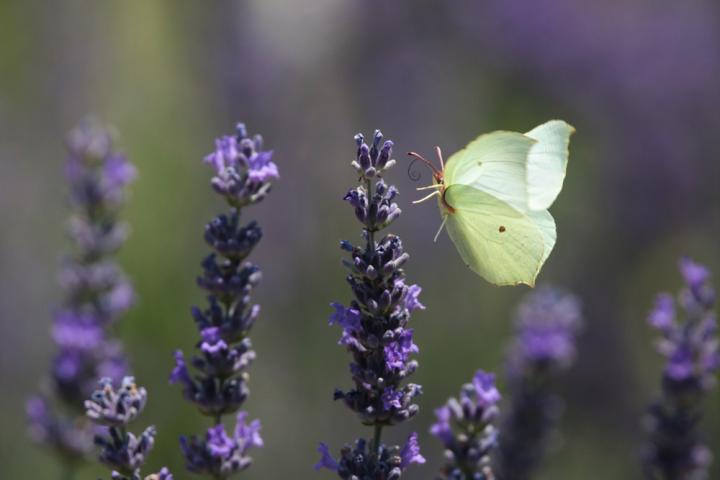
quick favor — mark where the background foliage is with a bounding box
[1,1,719,478]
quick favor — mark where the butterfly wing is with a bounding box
[525,120,575,210]
[444,131,536,213]
[443,184,548,286]
[528,209,557,266]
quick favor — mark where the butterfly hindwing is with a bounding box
[443,184,546,286]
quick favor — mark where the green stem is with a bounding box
[214,413,223,426]
[372,424,383,456]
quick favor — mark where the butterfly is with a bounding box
[408,120,574,287]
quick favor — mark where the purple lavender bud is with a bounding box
[643,258,718,479]
[144,467,173,480]
[400,432,426,468]
[315,443,340,471]
[180,412,262,478]
[85,377,147,427]
[320,130,424,478]
[430,369,500,480]
[497,287,582,480]
[204,213,262,260]
[29,121,137,472]
[352,129,397,179]
[95,425,156,476]
[315,434,424,479]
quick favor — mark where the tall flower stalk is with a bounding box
[85,377,172,480]
[315,130,426,478]
[643,258,718,479]
[430,369,502,480]
[495,286,583,480]
[27,121,137,477]
[170,123,277,478]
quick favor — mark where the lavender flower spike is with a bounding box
[85,377,172,480]
[430,369,501,480]
[495,286,583,480]
[642,258,718,479]
[27,120,137,474]
[171,123,275,477]
[317,130,425,478]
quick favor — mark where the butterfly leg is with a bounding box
[412,190,441,204]
[433,216,448,242]
[416,184,443,191]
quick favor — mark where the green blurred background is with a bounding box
[2,1,719,478]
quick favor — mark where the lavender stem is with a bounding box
[372,424,383,455]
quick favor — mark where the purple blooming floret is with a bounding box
[497,286,583,480]
[172,123,275,477]
[204,123,278,208]
[180,412,263,479]
[643,258,718,479]
[28,121,137,470]
[318,130,424,478]
[84,377,170,480]
[430,369,501,480]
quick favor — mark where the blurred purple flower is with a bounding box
[644,258,718,479]
[497,287,583,480]
[28,121,137,469]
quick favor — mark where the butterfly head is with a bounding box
[408,148,455,213]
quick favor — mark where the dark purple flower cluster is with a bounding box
[496,286,582,480]
[85,377,172,480]
[317,130,425,478]
[180,412,263,478]
[316,433,423,480]
[27,121,137,466]
[170,123,276,477]
[430,370,501,480]
[643,258,718,479]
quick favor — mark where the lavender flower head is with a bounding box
[316,130,425,478]
[171,123,274,477]
[180,412,263,478]
[643,258,718,479]
[507,286,583,375]
[316,433,425,479]
[204,122,278,208]
[430,370,501,480]
[496,286,583,480]
[28,121,137,467]
[85,377,171,480]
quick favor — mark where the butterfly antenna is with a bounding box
[435,146,444,170]
[407,151,441,182]
[433,216,448,242]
